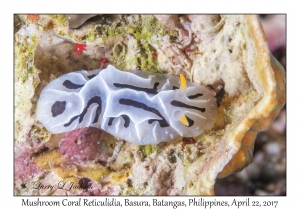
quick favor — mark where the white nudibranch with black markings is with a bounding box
[36,65,218,145]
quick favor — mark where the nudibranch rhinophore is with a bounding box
[36,65,217,145]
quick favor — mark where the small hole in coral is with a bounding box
[78,177,92,191]
[113,42,127,59]
[126,179,133,187]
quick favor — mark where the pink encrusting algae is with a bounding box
[59,127,110,166]
[14,143,44,184]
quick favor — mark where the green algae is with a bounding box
[83,15,177,72]
[30,125,51,144]
[138,145,158,160]
[15,34,39,84]
[139,41,160,73]
[49,15,68,25]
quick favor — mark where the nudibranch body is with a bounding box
[36,65,217,145]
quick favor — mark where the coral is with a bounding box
[14,14,285,196]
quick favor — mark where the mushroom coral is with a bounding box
[194,15,285,194]
[14,14,285,195]
[217,16,286,177]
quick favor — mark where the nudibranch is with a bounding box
[36,65,217,145]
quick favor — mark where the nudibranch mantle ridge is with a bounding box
[36,65,217,145]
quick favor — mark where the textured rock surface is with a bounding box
[14,14,285,195]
